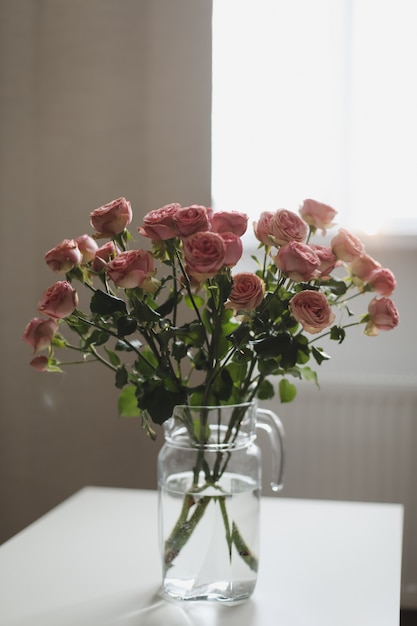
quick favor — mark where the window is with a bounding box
[212,0,417,236]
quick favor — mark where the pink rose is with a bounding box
[106,250,156,290]
[30,355,49,371]
[274,242,320,282]
[38,281,78,319]
[23,317,59,352]
[219,232,243,267]
[173,205,211,237]
[74,234,99,263]
[289,290,336,334]
[226,272,265,311]
[182,231,226,278]
[365,297,399,336]
[299,199,337,234]
[92,241,119,272]
[350,253,381,282]
[253,211,275,246]
[45,239,82,273]
[309,244,338,279]
[138,203,181,241]
[331,228,365,262]
[90,197,132,236]
[270,209,308,246]
[210,210,248,236]
[368,268,397,296]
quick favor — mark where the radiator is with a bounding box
[262,377,417,608]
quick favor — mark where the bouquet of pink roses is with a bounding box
[23,197,399,434]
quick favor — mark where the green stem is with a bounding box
[164,494,210,569]
[218,496,233,559]
[174,248,209,346]
[309,320,362,343]
[232,522,258,572]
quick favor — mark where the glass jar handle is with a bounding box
[256,407,285,492]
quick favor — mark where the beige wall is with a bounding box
[0,0,212,543]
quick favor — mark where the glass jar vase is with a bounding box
[157,402,285,603]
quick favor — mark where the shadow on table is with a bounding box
[8,586,258,626]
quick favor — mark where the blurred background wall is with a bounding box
[0,0,212,541]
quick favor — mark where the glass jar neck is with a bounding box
[163,402,257,450]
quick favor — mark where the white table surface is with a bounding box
[0,487,403,626]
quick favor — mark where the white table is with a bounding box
[0,487,403,626]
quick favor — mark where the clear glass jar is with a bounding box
[157,402,285,603]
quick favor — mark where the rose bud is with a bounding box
[74,234,99,263]
[211,210,248,236]
[367,268,397,297]
[29,355,49,371]
[182,231,226,278]
[138,203,181,241]
[226,273,265,312]
[106,250,156,289]
[92,241,119,272]
[90,197,132,237]
[274,241,320,282]
[270,209,308,246]
[331,228,365,262]
[289,290,336,334]
[350,253,381,282]
[309,244,339,279]
[173,205,212,237]
[365,297,399,336]
[23,317,59,353]
[38,281,78,319]
[45,239,82,273]
[253,211,275,246]
[299,199,337,234]
[219,232,243,267]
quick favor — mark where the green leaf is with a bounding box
[253,333,299,368]
[66,265,87,284]
[311,346,331,365]
[213,368,234,401]
[325,278,348,296]
[190,348,209,370]
[228,323,251,347]
[184,293,205,309]
[330,325,346,344]
[117,316,137,337]
[139,380,187,425]
[257,378,275,400]
[115,338,142,352]
[118,385,140,417]
[115,364,128,388]
[172,340,188,361]
[131,300,161,324]
[85,329,110,347]
[65,314,90,335]
[232,346,253,364]
[258,359,283,377]
[90,290,127,316]
[135,347,158,377]
[105,347,120,367]
[225,361,248,383]
[156,291,181,317]
[300,366,319,386]
[279,378,297,403]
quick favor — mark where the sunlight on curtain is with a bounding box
[212,0,417,235]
